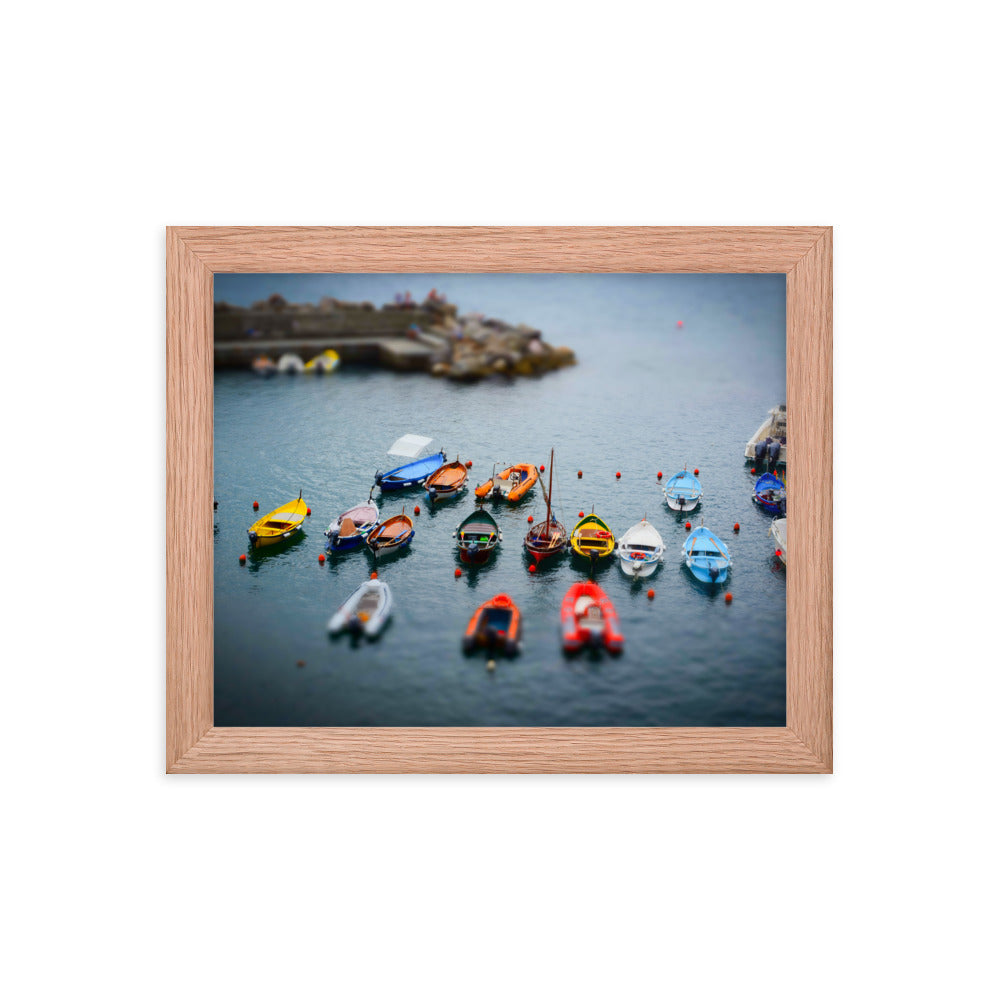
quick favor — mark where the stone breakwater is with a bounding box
[214,293,576,379]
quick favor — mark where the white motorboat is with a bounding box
[770,517,787,566]
[617,519,664,578]
[745,404,787,466]
[327,580,392,637]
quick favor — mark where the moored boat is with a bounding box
[251,355,277,377]
[462,594,521,655]
[682,525,731,585]
[454,509,502,564]
[304,348,340,374]
[475,463,538,503]
[752,472,787,514]
[374,434,446,490]
[745,405,787,467]
[324,494,379,553]
[560,581,624,653]
[425,458,469,503]
[570,510,616,563]
[327,579,392,637]
[617,519,664,578]
[366,510,415,557]
[524,449,568,563]
[770,517,787,565]
[277,353,305,374]
[247,494,308,550]
[663,469,702,512]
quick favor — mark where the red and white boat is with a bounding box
[560,581,624,654]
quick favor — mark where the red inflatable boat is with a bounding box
[560,581,624,653]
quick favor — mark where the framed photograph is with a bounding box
[167,227,831,773]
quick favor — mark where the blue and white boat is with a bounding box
[682,525,731,585]
[324,495,379,553]
[374,434,446,491]
[663,469,702,512]
[752,472,786,514]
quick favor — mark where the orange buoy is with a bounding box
[577,470,582,478]
[616,471,621,479]
[657,471,663,479]
[370,571,378,579]
[733,523,740,532]
[528,564,536,574]
[318,553,325,564]
[676,320,683,328]
[540,464,545,472]
[306,507,311,516]
[414,505,421,515]
[455,567,462,578]
[693,468,699,476]
[252,501,259,510]
[647,589,655,600]
[239,553,246,564]
[579,511,585,518]
[527,515,534,523]
[465,460,472,468]
[685,521,692,531]
[724,592,733,604]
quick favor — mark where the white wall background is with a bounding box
[4,3,995,997]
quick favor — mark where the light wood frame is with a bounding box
[167,227,832,773]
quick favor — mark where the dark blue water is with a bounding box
[214,274,786,726]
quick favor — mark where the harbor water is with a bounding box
[214,273,786,726]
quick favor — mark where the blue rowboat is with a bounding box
[752,472,786,514]
[374,434,446,490]
[324,498,379,554]
[682,526,731,585]
[663,469,702,512]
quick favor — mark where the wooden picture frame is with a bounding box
[167,226,831,773]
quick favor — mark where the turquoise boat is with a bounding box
[682,525,731,585]
[663,469,702,512]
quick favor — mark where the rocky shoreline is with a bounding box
[214,292,576,380]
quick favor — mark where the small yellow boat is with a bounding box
[304,349,340,374]
[248,494,308,549]
[569,511,616,562]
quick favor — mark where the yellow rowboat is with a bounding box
[248,495,308,549]
[569,512,616,562]
[304,349,340,374]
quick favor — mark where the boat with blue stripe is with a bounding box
[663,469,702,512]
[373,434,446,491]
[752,472,786,513]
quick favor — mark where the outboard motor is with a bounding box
[373,470,383,486]
[755,439,768,464]
[248,530,258,549]
[709,565,720,582]
[768,439,781,468]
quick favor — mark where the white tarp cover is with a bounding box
[387,434,433,458]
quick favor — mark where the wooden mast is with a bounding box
[544,447,554,532]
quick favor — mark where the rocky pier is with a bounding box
[214,292,576,380]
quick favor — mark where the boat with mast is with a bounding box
[524,448,567,563]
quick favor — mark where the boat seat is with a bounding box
[574,596,596,616]
[339,517,357,537]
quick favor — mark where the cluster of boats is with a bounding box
[251,349,341,376]
[243,410,788,658]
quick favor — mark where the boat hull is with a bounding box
[328,580,392,637]
[375,451,447,491]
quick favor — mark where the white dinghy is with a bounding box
[617,519,664,578]
[327,579,393,638]
[769,517,787,566]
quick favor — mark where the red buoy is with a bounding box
[693,468,699,476]
[776,549,783,558]
[616,471,621,479]
[577,470,582,478]
[676,320,683,328]
[306,507,312,516]
[733,523,740,533]
[454,567,462,578]
[647,589,655,600]
[527,515,534,523]
[239,554,246,564]
[751,467,756,474]
[318,553,325,564]
[657,471,663,479]
[540,464,545,472]
[252,501,259,510]
[528,564,536,574]
[296,660,306,668]
[579,511,585,518]
[465,460,472,468]
[370,571,378,579]
[725,592,733,604]
[685,521,692,531]
[414,505,421,515]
